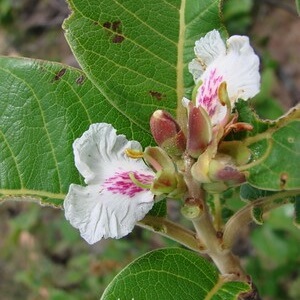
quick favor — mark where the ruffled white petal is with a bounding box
[188,59,204,83]
[73,123,143,185]
[191,32,260,125]
[64,123,156,244]
[64,183,154,244]
[189,30,226,82]
[223,35,260,101]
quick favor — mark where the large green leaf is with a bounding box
[63,0,226,130]
[0,57,150,206]
[0,0,225,206]
[101,248,250,300]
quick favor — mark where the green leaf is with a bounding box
[233,100,274,138]
[246,119,300,190]
[240,184,300,225]
[148,199,167,217]
[101,248,250,300]
[1,1,226,205]
[63,0,226,132]
[240,184,275,202]
[296,0,300,16]
[233,103,300,191]
[0,57,150,206]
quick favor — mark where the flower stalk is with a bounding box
[182,154,249,283]
[138,215,202,252]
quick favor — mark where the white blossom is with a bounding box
[64,123,155,244]
[189,30,260,125]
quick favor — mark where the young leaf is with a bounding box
[63,0,226,132]
[101,248,250,300]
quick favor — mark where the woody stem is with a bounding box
[182,154,249,283]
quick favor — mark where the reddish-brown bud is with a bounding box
[208,156,246,186]
[187,102,212,158]
[150,110,186,156]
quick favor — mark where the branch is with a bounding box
[137,215,201,252]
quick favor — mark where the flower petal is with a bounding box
[224,35,260,100]
[73,123,143,185]
[64,183,154,244]
[192,33,260,125]
[194,68,226,125]
[189,30,226,82]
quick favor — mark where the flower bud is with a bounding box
[151,170,177,195]
[208,156,246,186]
[218,141,251,166]
[144,146,175,172]
[187,102,212,158]
[144,147,187,199]
[191,149,212,183]
[150,110,186,156]
[150,170,187,199]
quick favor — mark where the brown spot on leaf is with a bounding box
[94,21,99,25]
[280,172,288,189]
[103,21,111,29]
[149,91,166,101]
[103,20,125,44]
[53,68,66,81]
[112,21,122,32]
[76,75,85,85]
[112,35,125,44]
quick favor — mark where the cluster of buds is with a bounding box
[150,84,252,193]
[150,29,260,193]
[64,30,260,244]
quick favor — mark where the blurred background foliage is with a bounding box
[0,0,300,299]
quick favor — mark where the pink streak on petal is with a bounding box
[197,68,223,117]
[103,171,154,198]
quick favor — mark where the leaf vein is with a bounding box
[0,128,24,188]
[112,0,177,45]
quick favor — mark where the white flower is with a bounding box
[189,30,260,125]
[64,123,155,244]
